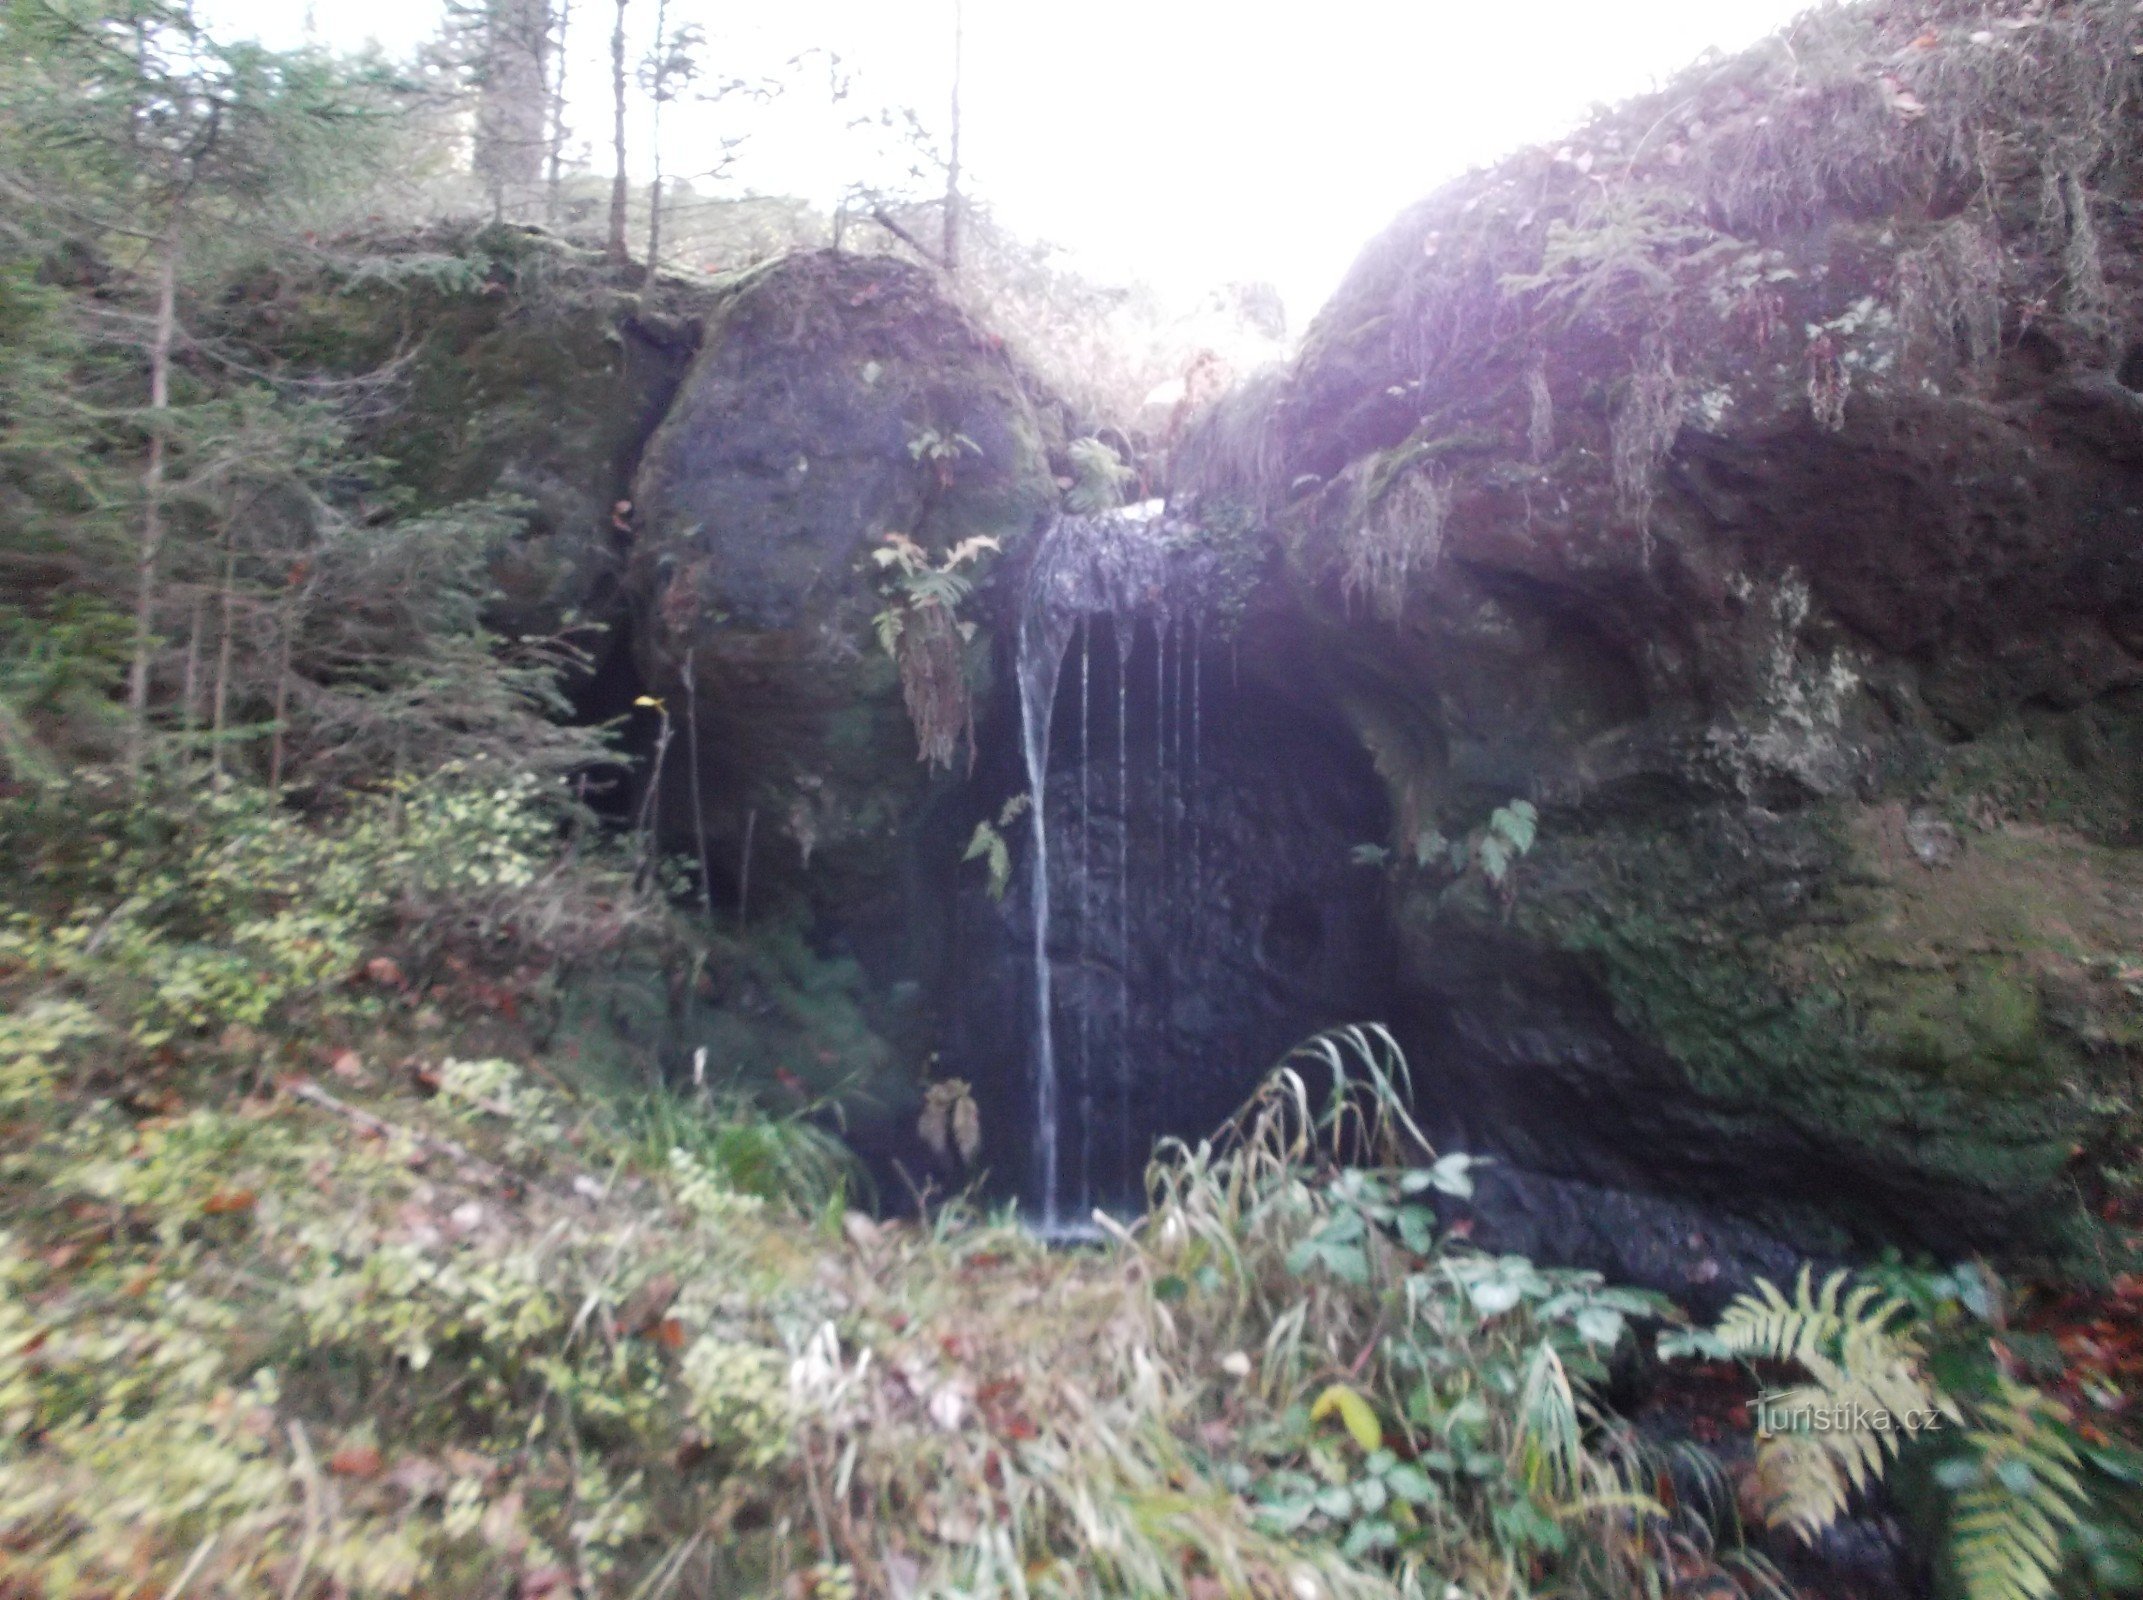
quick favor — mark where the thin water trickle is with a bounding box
[1114,616,1132,1195]
[1013,501,1229,1226]
[1190,618,1203,919]
[1153,616,1170,1132]
[1076,618,1092,1216]
[1016,590,1063,1230]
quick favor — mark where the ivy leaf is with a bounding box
[1342,1519,1398,1559]
[1575,1305,1627,1348]
[1396,1205,1437,1256]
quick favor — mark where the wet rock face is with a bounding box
[939,616,1398,1217]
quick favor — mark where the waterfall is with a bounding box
[1014,501,1228,1229]
[1076,619,1092,1216]
[1016,588,1064,1228]
[1114,617,1132,1195]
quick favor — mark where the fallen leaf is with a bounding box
[619,1272,680,1336]
[203,1189,257,1216]
[329,1049,366,1081]
[649,1317,686,1350]
[328,1444,384,1479]
[363,956,405,989]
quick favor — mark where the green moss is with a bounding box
[1464,795,2137,1243]
[1866,964,2046,1086]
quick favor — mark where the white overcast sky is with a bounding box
[202,0,1813,321]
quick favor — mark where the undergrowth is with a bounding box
[0,759,1776,1600]
[0,768,2131,1599]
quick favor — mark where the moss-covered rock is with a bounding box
[1172,0,2143,1261]
[233,223,715,640]
[623,251,1056,915]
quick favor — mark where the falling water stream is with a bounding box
[1015,503,1220,1231]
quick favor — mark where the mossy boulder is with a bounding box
[229,223,715,642]
[623,250,1056,915]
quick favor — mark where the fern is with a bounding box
[1708,1267,1953,1539]
[1944,1381,2088,1600]
[1684,1267,2090,1600]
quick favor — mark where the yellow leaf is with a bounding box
[1309,1382,1383,1452]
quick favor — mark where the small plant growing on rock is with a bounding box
[1063,436,1137,513]
[906,425,981,492]
[870,532,998,770]
[961,792,1030,900]
[1342,465,1451,623]
[1358,799,1539,911]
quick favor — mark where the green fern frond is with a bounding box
[1948,1380,2087,1600]
[1717,1267,1941,1543]
[1746,1431,1854,1542]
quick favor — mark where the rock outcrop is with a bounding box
[1177,0,2143,1261]
[624,251,1057,920]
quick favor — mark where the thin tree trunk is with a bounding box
[210,529,235,786]
[606,0,630,265]
[645,0,667,268]
[268,599,294,790]
[545,0,571,226]
[942,0,963,276]
[681,646,712,919]
[180,591,205,749]
[126,220,181,779]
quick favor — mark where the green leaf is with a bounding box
[1657,1327,1731,1361]
[1468,1278,1524,1317]
[1341,1518,1397,1559]
[1310,1383,1385,1453]
[1385,1463,1440,1505]
[1396,1206,1437,1255]
[1427,1152,1479,1197]
[1313,1483,1356,1519]
[1490,799,1538,854]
